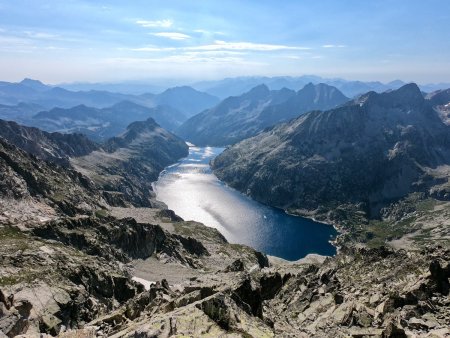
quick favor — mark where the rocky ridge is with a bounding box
[0,119,98,166]
[71,117,188,208]
[176,83,349,146]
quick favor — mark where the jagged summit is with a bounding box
[177,82,348,146]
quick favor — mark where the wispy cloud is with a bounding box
[106,55,265,67]
[24,31,59,39]
[190,40,310,51]
[152,32,191,40]
[322,44,346,48]
[131,46,178,52]
[136,19,173,28]
[132,40,310,52]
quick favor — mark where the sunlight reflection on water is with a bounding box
[154,146,337,260]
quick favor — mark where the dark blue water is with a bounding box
[154,146,337,260]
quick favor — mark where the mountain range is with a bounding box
[0,79,219,117]
[191,75,450,99]
[177,83,349,146]
[212,83,450,246]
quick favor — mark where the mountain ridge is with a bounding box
[212,83,450,247]
[177,82,349,146]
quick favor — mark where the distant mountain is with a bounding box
[192,76,450,99]
[257,83,350,128]
[177,83,349,146]
[192,76,322,99]
[0,119,98,165]
[59,82,167,95]
[153,86,219,117]
[0,102,45,122]
[31,101,186,141]
[212,83,450,222]
[0,79,217,127]
[19,78,51,92]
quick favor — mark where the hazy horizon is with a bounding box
[1,0,449,84]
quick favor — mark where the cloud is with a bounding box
[106,55,264,67]
[189,40,310,51]
[152,32,191,40]
[131,46,178,52]
[322,44,346,48]
[183,50,246,56]
[132,40,311,53]
[136,19,173,28]
[24,31,59,39]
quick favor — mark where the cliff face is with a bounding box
[0,137,104,221]
[176,83,348,146]
[212,84,450,217]
[0,119,98,166]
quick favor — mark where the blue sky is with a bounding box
[0,0,449,84]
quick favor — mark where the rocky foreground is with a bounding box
[0,110,449,337]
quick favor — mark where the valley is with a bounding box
[0,78,449,338]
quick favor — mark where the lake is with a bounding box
[153,146,337,260]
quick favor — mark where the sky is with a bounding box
[0,0,449,84]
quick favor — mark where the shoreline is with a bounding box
[151,145,341,263]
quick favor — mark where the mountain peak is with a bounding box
[20,78,44,85]
[383,83,424,106]
[246,84,270,97]
[19,78,49,91]
[359,83,424,109]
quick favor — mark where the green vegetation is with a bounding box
[95,209,109,218]
[0,226,26,239]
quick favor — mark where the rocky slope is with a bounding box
[71,117,188,207]
[0,130,271,337]
[0,119,98,165]
[0,137,104,225]
[212,83,450,247]
[177,83,348,146]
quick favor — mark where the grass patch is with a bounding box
[51,191,66,202]
[363,217,417,248]
[0,226,26,240]
[416,198,437,212]
[95,209,109,218]
[174,221,227,244]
